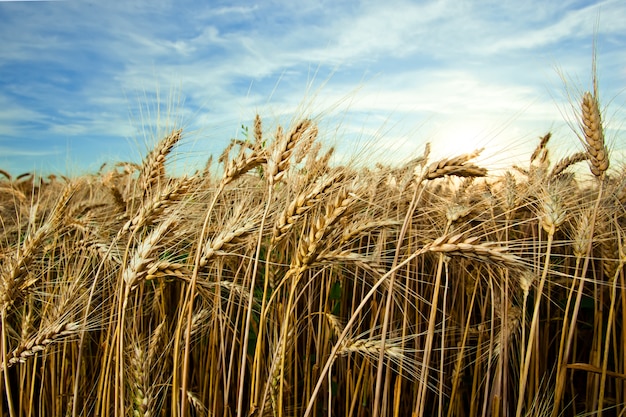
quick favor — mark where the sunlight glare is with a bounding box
[433,121,489,158]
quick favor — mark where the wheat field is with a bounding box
[0,87,625,417]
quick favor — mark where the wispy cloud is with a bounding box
[0,146,62,158]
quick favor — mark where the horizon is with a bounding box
[1,0,625,177]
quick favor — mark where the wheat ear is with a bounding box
[530,133,551,165]
[293,188,355,272]
[425,233,523,270]
[253,113,263,148]
[220,145,266,188]
[2,322,80,370]
[122,176,193,233]
[581,91,609,177]
[128,344,151,417]
[418,149,487,183]
[271,171,343,245]
[199,220,257,267]
[138,129,183,194]
[340,220,401,245]
[122,217,178,291]
[549,152,589,179]
[267,119,312,185]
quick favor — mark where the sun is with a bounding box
[432,120,490,159]
[429,119,521,173]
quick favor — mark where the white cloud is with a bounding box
[0,146,62,157]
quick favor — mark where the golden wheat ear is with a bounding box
[418,148,487,183]
[271,171,343,245]
[530,132,551,166]
[580,91,609,177]
[266,119,313,185]
[2,322,81,370]
[138,128,183,194]
[549,152,588,179]
[219,142,266,188]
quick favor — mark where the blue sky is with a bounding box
[1,0,625,176]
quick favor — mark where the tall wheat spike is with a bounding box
[581,91,609,177]
[138,129,183,195]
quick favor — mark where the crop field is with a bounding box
[0,85,625,417]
